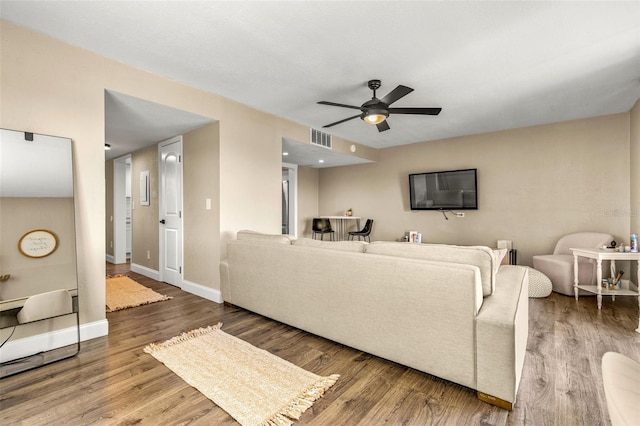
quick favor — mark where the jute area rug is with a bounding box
[144,323,340,426]
[105,275,172,312]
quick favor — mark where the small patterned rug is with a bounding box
[144,323,340,426]
[105,275,172,312]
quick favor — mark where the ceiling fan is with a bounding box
[318,79,442,132]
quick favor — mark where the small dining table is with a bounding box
[320,216,361,241]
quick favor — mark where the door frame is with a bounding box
[282,162,298,237]
[112,154,131,264]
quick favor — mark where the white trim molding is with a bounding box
[0,319,108,363]
[130,263,160,281]
[181,280,223,304]
[130,264,221,303]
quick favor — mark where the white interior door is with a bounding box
[158,136,183,287]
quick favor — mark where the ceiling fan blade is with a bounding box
[380,85,414,106]
[322,114,362,128]
[376,120,390,132]
[388,107,442,115]
[318,101,361,110]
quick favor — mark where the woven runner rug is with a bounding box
[105,275,172,312]
[144,323,339,426]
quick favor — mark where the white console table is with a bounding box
[571,248,640,333]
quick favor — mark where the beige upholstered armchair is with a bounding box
[532,232,614,296]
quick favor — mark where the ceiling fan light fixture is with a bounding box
[363,110,388,125]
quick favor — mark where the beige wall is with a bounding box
[131,144,159,270]
[319,113,631,267]
[0,21,314,331]
[183,123,220,288]
[297,166,320,238]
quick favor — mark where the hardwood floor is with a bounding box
[1,263,638,425]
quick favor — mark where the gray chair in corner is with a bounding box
[532,232,613,296]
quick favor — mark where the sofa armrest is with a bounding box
[475,265,529,408]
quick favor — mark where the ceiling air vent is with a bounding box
[310,128,332,149]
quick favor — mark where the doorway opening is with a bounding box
[282,163,297,237]
[113,154,132,264]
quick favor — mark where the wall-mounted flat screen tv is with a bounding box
[409,168,477,210]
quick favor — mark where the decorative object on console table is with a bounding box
[402,231,422,243]
[497,240,516,265]
[346,208,352,217]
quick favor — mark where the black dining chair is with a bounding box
[348,219,373,242]
[312,218,335,240]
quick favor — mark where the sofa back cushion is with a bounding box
[237,230,292,245]
[293,238,367,253]
[366,242,500,296]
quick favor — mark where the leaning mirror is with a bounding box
[0,129,79,377]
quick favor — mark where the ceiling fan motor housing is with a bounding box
[367,79,382,91]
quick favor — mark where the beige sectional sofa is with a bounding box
[220,231,529,409]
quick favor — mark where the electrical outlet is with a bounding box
[110,240,113,248]
[146,251,151,260]
[456,212,465,218]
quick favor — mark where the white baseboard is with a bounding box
[81,319,109,341]
[182,280,223,304]
[105,254,115,263]
[129,264,221,303]
[0,319,109,363]
[130,263,160,281]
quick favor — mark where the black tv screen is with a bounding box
[409,168,477,210]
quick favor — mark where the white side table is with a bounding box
[571,248,640,333]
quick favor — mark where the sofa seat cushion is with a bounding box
[237,230,292,244]
[532,254,597,296]
[293,238,368,252]
[366,242,499,296]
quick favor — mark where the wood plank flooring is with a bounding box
[1,262,639,425]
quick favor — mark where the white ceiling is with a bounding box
[104,91,215,160]
[2,1,639,166]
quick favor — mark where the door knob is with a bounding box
[159,219,166,224]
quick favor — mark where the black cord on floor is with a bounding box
[0,326,16,348]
